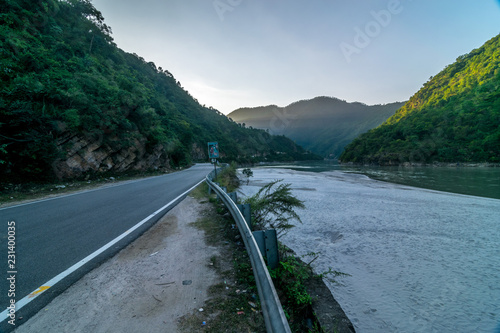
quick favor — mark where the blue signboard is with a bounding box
[208,142,219,159]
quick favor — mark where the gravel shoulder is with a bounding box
[14,195,220,333]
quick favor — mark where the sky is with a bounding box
[92,0,500,114]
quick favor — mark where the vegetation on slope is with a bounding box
[0,0,316,182]
[340,34,500,165]
[229,97,403,158]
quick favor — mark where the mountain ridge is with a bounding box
[229,96,404,158]
[340,33,500,165]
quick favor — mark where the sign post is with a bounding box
[208,142,219,180]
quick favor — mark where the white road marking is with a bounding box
[0,176,161,211]
[1,178,205,322]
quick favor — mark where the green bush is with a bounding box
[243,179,305,237]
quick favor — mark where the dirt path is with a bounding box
[14,196,220,333]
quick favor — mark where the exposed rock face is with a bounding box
[191,143,206,161]
[52,132,172,180]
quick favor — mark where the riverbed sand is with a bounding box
[238,167,500,333]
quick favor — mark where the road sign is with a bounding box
[208,142,219,159]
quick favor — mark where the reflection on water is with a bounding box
[259,161,500,200]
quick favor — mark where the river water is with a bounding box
[239,166,500,333]
[261,161,500,200]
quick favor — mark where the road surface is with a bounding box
[0,164,212,332]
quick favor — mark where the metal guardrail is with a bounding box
[206,170,292,333]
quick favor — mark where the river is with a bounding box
[261,161,500,200]
[238,165,500,333]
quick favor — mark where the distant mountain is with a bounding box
[0,0,317,181]
[340,34,500,165]
[228,97,404,158]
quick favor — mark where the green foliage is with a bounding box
[271,256,312,308]
[0,143,7,165]
[63,108,80,129]
[243,179,305,237]
[215,162,240,193]
[242,168,253,177]
[269,250,349,332]
[229,97,404,158]
[0,0,313,182]
[341,34,500,165]
[242,167,253,185]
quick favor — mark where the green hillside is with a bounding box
[0,0,316,181]
[229,97,403,158]
[341,34,500,165]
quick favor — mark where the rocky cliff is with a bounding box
[0,0,315,183]
[51,131,172,180]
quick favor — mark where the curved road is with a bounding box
[0,164,212,332]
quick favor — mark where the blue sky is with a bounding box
[92,0,500,114]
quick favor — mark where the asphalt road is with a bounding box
[0,164,212,331]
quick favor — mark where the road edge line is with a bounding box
[1,178,205,323]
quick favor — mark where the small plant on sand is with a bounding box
[241,168,253,185]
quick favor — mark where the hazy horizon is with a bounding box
[93,0,500,114]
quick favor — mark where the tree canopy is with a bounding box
[340,34,500,165]
[0,0,318,181]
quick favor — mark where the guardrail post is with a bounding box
[228,192,237,204]
[237,203,252,230]
[252,229,279,270]
[217,186,227,201]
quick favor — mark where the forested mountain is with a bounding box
[229,97,403,158]
[0,0,316,181]
[340,34,500,165]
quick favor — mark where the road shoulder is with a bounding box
[14,195,220,333]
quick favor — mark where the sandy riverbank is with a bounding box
[238,167,500,333]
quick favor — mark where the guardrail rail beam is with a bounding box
[206,170,291,333]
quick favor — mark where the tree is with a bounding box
[0,0,316,182]
[241,168,253,185]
